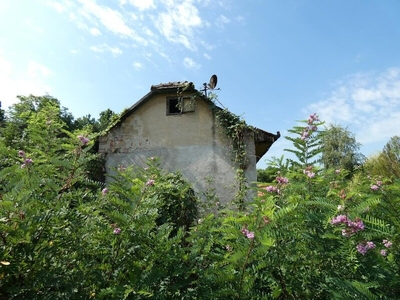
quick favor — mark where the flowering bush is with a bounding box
[0,109,399,299]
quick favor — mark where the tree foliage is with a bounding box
[365,136,400,179]
[284,113,324,169]
[320,124,366,174]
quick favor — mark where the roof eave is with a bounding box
[254,129,281,162]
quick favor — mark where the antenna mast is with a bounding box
[200,74,224,108]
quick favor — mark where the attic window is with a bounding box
[167,97,195,115]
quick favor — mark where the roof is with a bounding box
[254,129,280,162]
[107,81,280,161]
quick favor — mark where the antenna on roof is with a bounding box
[201,74,220,98]
[208,74,217,90]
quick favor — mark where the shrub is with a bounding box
[0,111,399,299]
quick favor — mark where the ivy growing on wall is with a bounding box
[211,101,254,208]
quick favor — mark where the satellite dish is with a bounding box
[208,74,218,90]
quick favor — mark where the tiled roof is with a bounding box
[151,81,195,91]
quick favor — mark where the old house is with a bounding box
[98,81,279,204]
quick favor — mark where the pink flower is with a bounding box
[301,131,309,140]
[330,214,348,225]
[102,188,108,196]
[21,158,33,168]
[246,231,255,239]
[349,218,365,231]
[366,241,375,249]
[383,239,393,248]
[18,150,26,157]
[371,185,379,191]
[331,215,364,236]
[78,135,89,145]
[276,176,289,184]
[307,113,320,125]
[356,241,375,255]
[380,249,387,256]
[265,186,277,193]
[335,169,341,174]
[241,228,255,239]
[308,172,315,178]
[146,179,155,186]
[357,244,366,254]
[376,181,382,186]
[357,243,367,255]
[24,158,33,164]
[113,228,121,235]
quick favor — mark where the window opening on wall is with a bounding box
[167,98,181,114]
[167,97,195,115]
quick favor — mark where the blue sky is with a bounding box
[1,0,399,168]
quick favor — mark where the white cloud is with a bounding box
[27,61,53,78]
[158,51,171,62]
[46,0,67,13]
[200,40,215,51]
[133,62,144,70]
[45,0,230,61]
[79,0,132,36]
[90,44,123,56]
[216,14,230,28]
[110,47,123,56]
[0,54,53,109]
[143,27,155,37]
[204,53,211,60]
[129,0,156,10]
[155,0,203,50]
[306,67,400,146]
[77,0,148,45]
[183,57,200,70]
[89,27,102,36]
[236,15,245,24]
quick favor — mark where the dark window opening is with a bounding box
[167,97,195,115]
[167,98,181,115]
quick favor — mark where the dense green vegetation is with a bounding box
[0,96,399,299]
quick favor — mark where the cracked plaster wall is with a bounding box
[99,93,257,204]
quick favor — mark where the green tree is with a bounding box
[0,95,62,149]
[382,135,400,176]
[320,124,365,174]
[73,114,97,131]
[257,167,276,183]
[71,109,117,133]
[365,135,400,178]
[97,108,118,132]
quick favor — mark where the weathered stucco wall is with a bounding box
[99,92,258,204]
